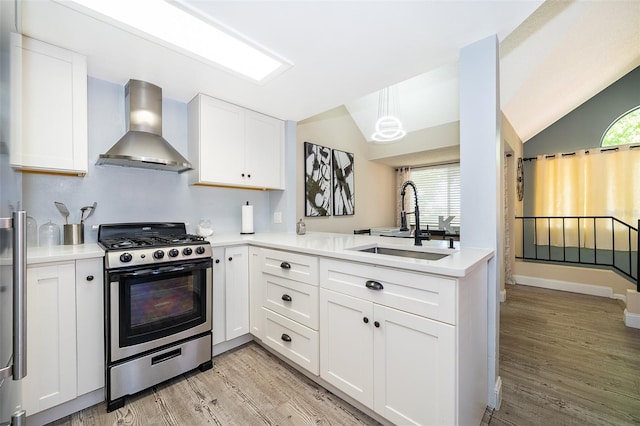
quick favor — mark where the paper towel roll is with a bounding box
[241,202,254,234]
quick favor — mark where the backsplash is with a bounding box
[22,77,274,244]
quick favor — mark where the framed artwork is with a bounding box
[332,149,355,215]
[304,142,332,216]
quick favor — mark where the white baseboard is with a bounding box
[499,289,506,303]
[512,274,622,300]
[624,309,640,329]
[212,333,254,356]
[489,376,502,410]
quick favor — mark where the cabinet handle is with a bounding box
[281,294,292,302]
[241,173,245,177]
[374,321,380,328]
[365,280,384,291]
[247,174,251,178]
[281,333,292,342]
[215,259,220,264]
[363,317,369,324]
[86,275,94,281]
[228,257,233,261]
[280,261,291,269]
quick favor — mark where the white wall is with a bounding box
[296,106,396,233]
[22,77,276,242]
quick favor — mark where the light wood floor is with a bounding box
[485,284,640,426]
[50,284,640,426]
[49,342,381,426]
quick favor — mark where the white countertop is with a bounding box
[207,232,493,277]
[26,243,104,265]
[17,232,493,277]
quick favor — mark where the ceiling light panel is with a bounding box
[57,0,291,82]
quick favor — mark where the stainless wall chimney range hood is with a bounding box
[97,79,192,173]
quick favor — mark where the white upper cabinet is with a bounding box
[10,34,88,175]
[188,94,284,190]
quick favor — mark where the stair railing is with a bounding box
[515,216,638,290]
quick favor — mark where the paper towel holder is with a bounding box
[240,201,255,235]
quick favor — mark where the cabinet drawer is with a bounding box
[261,248,318,285]
[262,308,319,375]
[320,259,456,325]
[263,274,319,330]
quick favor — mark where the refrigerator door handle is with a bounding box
[0,212,27,381]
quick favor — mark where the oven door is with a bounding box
[108,258,212,363]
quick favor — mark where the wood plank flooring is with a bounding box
[50,284,640,426]
[49,342,381,426]
[485,284,640,426]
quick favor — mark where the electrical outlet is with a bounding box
[273,211,282,223]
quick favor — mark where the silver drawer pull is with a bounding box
[365,280,384,291]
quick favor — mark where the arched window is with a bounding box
[601,106,640,147]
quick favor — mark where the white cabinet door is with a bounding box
[10,34,87,175]
[188,94,284,190]
[244,110,284,190]
[211,247,226,345]
[22,262,77,414]
[225,246,249,340]
[373,305,455,426]
[197,95,244,185]
[75,258,105,396]
[248,246,263,339]
[319,289,374,408]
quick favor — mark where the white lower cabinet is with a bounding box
[22,257,104,415]
[211,245,249,345]
[320,289,455,425]
[75,258,105,395]
[257,248,319,374]
[22,262,77,414]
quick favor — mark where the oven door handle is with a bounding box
[117,262,209,278]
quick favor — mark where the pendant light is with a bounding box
[371,85,406,143]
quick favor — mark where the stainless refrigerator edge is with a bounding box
[1,0,27,424]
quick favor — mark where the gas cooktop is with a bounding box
[98,222,212,269]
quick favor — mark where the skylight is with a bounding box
[59,0,290,82]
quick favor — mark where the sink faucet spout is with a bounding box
[400,180,426,246]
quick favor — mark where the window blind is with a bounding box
[407,163,461,230]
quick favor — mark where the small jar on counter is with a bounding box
[296,218,306,235]
[39,220,60,247]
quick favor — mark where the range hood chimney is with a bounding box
[96,79,192,173]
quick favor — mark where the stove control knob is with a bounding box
[195,246,206,255]
[120,252,133,263]
[168,249,179,258]
[153,250,165,260]
[182,247,193,256]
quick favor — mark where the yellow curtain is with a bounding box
[533,148,640,250]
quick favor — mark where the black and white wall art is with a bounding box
[332,149,355,215]
[304,142,332,216]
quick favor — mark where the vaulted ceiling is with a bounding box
[20,1,640,148]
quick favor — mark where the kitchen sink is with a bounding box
[354,246,450,261]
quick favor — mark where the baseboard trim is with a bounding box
[499,289,506,303]
[490,376,502,410]
[212,334,254,356]
[512,274,623,300]
[624,309,640,329]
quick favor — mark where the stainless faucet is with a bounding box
[400,180,429,246]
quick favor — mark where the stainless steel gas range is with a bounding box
[98,222,213,412]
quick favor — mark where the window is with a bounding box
[601,106,640,147]
[407,163,460,231]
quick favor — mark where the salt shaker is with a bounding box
[296,218,306,235]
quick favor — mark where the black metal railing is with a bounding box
[515,216,638,291]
